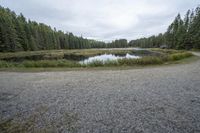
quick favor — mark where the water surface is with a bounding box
[80,53,140,64]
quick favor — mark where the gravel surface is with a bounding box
[0,53,200,133]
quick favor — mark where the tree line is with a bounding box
[129,6,200,50]
[0,6,110,52]
[0,6,130,52]
[1,6,199,52]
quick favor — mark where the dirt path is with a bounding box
[0,53,200,133]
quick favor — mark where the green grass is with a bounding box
[118,57,163,66]
[167,52,193,61]
[81,51,193,67]
[22,60,81,68]
[0,60,16,68]
[0,60,81,68]
[150,48,185,55]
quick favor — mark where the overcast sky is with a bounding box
[0,0,199,41]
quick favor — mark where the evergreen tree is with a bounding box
[1,6,200,52]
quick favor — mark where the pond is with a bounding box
[80,53,140,64]
[1,48,159,63]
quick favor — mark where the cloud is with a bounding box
[0,0,199,41]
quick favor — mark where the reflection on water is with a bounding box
[133,47,145,50]
[80,53,140,64]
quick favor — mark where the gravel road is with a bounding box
[0,53,200,133]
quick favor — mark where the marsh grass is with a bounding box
[0,60,16,68]
[22,60,81,68]
[85,60,119,67]
[167,52,193,61]
[118,57,163,66]
[79,52,193,67]
[0,50,193,68]
[0,49,135,60]
[150,48,184,54]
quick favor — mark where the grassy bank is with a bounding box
[85,51,193,67]
[0,51,193,69]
